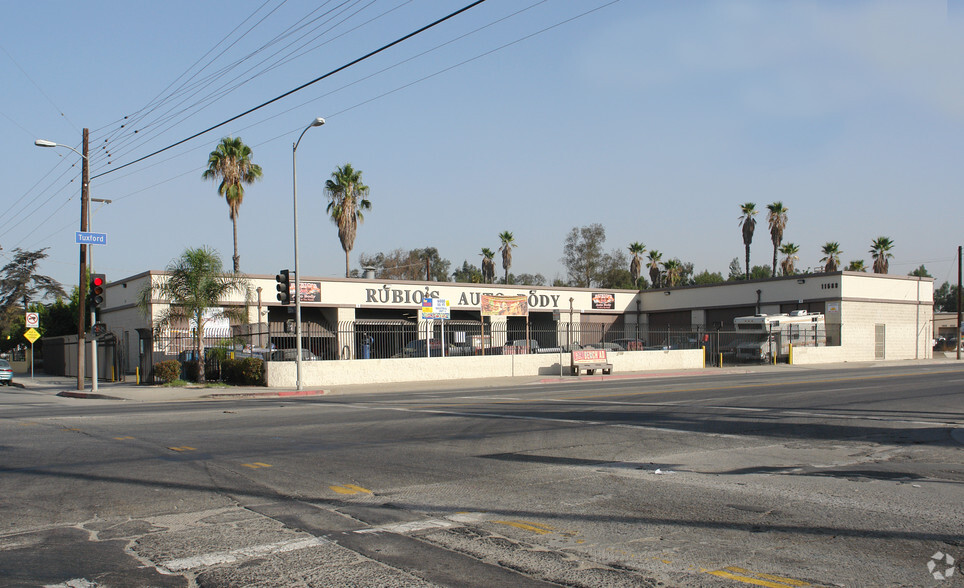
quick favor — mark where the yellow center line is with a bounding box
[242,462,272,469]
[493,520,554,535]
[705,569,800,588]
[344,484,372,494]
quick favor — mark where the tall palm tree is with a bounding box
[662,259,682,287]
[139,246,248,383]
[647,250,663,288]
[738,203,757,280]
[324,163,371,278]
[628,242,645,287]
[820,242,842,273]
[202,136,263,273]
[480,248,496,284]
[870,236,894,274]
[766,202,789,277]
[846,260,867,272]
[498,231,516,285]
[779,242,800,276]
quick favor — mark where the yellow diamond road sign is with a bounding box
[24,328,40,344]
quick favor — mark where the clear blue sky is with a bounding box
[3,0,963,294]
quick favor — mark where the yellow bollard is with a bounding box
[789,343,793,365]
[136,366,140,385]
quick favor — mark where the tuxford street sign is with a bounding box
[76,232,107,245]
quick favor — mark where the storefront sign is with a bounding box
[592,293,615,310]
[420,298,451,320]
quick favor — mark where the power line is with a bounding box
[91,0,488,180]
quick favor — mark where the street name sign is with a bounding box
[76,232,107,245]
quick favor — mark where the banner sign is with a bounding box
[295,281,321,303]
[480,294,528,317]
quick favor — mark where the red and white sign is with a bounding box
[25,312,39,328]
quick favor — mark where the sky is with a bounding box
[3,0,964,296]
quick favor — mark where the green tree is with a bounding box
[359,247,450,281]
[0,248,66,340]
[820,242,842,273]
[766,202,789,277]
[512,273,547,286]
[324,163,371,278]
[845,260,866,272]
[738,202,758,280]
[693,270,725,285]
[202,137,263,273]
[453,261,483,284]
[934,282,961,312]
[498,231,516,285]
[727,258,744,281]
[647,250,663,288]
[869,236,894,274]
[908,265,931,278]
[480,248,496,284]
[749,265,773,279]
[779,242,800,276]
[628,242,646,288]
[597,249,635,289]
[561,224,607,287]
[139,246,249,383]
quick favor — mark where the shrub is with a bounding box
[221,357,264,385]
[154,360,181,384]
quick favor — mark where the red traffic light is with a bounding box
[90,274,106,307]
[92,276,105,287]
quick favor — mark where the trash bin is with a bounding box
[361,335,372,359]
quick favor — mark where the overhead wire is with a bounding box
[91,0,489,180]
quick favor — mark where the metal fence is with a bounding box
[149,320,840,368]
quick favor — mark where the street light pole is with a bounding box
[292,117,325,391]
[35,131,89,391]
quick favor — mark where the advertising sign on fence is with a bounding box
[480,294,528,316]
[420,298,451,320]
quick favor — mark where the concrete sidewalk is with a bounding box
[9,357,961,402]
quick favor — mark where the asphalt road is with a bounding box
[1,364,962,587]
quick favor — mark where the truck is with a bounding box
[732,311,826,363]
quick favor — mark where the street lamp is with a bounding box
[35,132,90,391]
[292,117,325,390]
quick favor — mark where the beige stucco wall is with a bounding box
[265,349,704,387]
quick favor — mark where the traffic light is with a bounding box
[276,270,291,305]
[90,274,106,309]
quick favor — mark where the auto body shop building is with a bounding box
[98,270,932,386]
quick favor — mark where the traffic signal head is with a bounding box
[90,274,106,308]
[276,269,291,305]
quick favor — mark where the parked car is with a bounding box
[612,338,646,351]
[394,339,456,358]
[268,349,320,362]
[0,358,12,385]
[581,342,625,352]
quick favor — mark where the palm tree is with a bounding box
[139,246,248,383]
[845,260,867,272]
[662,258,682,287]
[766,202,789,277]
[779,242,800,276]
[628,242,645,287]
[647,250,663,288]
[202,137,263,273]
[870,236,894,274]
[738,203,757,280]
[480,248,496,284]
[324,163,371,278]
[820,242,842,273]
[498,231,516,285]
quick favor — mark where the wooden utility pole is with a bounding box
[77,128,89,390]
[957,245,961,361]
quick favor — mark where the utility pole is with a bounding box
[957,246,961,361]
[77,128,89,390]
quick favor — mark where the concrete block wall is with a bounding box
[265,349,704,388]
[841,301,931,361]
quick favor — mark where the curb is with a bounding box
[202,389,329,399]
[57,391,125,400]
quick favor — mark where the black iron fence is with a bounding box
[149,320,840,368]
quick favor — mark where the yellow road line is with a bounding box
[329,484,372,495]
[241,462,272,469]
[114,436,135,440]
[725,567,809,586]
[168,446,196,452]
[703,566,810,587]
[493,520,554,535]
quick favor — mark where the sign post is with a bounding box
[421,298,450,357]
[24,328,40,379]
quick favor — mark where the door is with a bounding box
[874,324,885,360]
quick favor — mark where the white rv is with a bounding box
[733,311,826,363]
